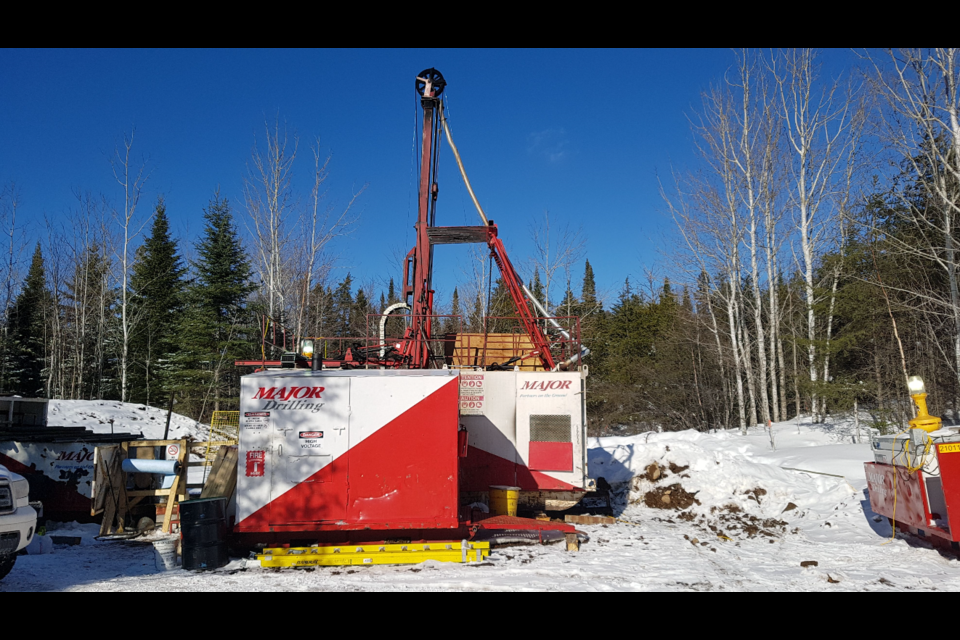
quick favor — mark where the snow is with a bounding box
[5,411,960,591]
[46,399,208,441]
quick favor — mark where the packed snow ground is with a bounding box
[6,411,960,591]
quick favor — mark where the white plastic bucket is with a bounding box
[153,537,179,571]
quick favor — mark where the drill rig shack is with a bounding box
[234,69,592,547]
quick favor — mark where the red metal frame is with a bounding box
[864,443,960,546]
[239,313,582,372]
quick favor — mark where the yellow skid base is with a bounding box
[258,541,490,568]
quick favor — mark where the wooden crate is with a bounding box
[443,333,545,371]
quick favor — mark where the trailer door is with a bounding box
[269,377,350,524]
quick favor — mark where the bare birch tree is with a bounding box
[528,210,585,312]
[288,139,362,339]
[110,130,150,403]
[723,49,781,426]
[865,49,960,392]
[245,118,297,323]
[662,177,730,428]
[770,48,858,422]
[245,123,361,339]
[663,166,748,433]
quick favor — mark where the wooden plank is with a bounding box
[127,439,189,447]
[99,445,127,536]
[178,438,188,504]
[201,446,238,499]
[564,514,616,526]
[200,446,230,498]
[125,489,174,498]
[134,444,155,490]
[91,445,118,516]
[161,471,180,534]
[115,443,130,534]
[100,492,117,537]
[200,448,227,499]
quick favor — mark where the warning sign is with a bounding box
[242,411,270,430]
[459,373,485,415]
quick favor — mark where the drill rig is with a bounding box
[234,69,592,546]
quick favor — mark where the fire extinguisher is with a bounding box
[458,426,469,458]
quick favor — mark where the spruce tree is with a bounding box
[330,274,353,337]
[576,259,602,351]
[6,244,52,396]
[172,195,254,418]
[530,270,546,316]
[581,260,597,308]
[559,279,578,318]
[443,287,462,334]
[129,198,186,405]
[488,277,518,333]
[310,283,334,337]
[351,288,371,337]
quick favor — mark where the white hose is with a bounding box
[379,302,411,358]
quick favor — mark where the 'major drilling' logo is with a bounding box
[520,380,573,391]
[253,386,325,400]
[252,386,326,412]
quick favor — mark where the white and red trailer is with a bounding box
[235,368,590,543]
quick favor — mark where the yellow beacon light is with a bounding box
[907,376,942,433]
[300,339,315,359]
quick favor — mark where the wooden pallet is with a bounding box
[91,439,188,535]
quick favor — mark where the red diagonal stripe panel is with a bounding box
[238,377,460,532]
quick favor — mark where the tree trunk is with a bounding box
[727,280,747,434]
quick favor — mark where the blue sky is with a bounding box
[0,49,859,307]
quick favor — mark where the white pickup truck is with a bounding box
[0,464,38,581]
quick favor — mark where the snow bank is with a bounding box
[47,400,208,441]
[588,417,872,524]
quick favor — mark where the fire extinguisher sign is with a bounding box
[246,450,265,477]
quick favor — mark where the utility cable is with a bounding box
[440,102,488,226]
[883,429,933,545]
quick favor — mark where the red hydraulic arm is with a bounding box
[485,225,557,371]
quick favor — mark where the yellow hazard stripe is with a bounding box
[258,548,489,568]
[263,541,489,557]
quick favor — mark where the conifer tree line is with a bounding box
[1,49,958,437]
